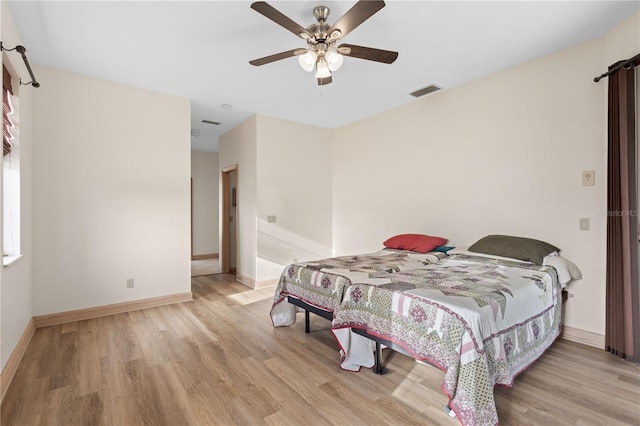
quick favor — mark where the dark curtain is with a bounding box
[606,59,640,362]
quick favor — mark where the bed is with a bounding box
[270,248,448,328]
[331,247,578,426]
[270,233,580,426]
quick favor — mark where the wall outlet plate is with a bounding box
[579,218,590,231]
[582,170,595,186]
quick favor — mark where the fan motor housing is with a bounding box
[313,6,330,22]
[307,23,330,42]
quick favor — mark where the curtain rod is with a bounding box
[594,53,640,83]
[0,42,40,88]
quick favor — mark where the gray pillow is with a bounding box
[468,235,559,265]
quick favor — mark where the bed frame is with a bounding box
[286,295,404,375]
[287,296,333,333]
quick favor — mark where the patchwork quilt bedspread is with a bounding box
[270,249,447,327]
[331,254,562,426]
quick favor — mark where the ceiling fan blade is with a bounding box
[317,75,332,86]
[327,0,385,40]
[251,2,314,40]
[250,48,306,66]
[338,44,398,64]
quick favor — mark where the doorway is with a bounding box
[190,152,221,276]
[221,165,238,274]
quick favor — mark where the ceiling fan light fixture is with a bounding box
[315,58,331,79]
[325,48,344,71]
[298,50,317,72]
[249,1,398,87]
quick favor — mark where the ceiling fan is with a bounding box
[249,0,398,86]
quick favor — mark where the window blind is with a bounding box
[3,65,14,156]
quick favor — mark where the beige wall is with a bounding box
[256,115,333,281]
[191,151,219,256]
[332,12,640,337]
[218,114,334,283]
[31,66,191,315]
[0,2,34,371]
[604,12,640,65]
[219,115,257,281]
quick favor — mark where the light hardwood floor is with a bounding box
[2,274,639,425]
[191,258,222,277]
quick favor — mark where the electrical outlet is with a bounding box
[582,170,595,186]
[126,278,134,288]
[579,218,590,231]
[267,215,276,223]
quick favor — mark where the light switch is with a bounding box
[267,215,276,223]
[582,170,595,186]
[579,218,590,231]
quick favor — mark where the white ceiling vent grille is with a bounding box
[409,85,442,98]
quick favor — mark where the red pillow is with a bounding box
[383,234,448,253]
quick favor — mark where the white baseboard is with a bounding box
[561,325,605,349]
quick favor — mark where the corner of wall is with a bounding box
[1,0,35,374]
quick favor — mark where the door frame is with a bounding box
[190,178,193,259]
[221,164,238,274]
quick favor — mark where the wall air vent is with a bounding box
[409,85,442,98]
[201,119,221,126]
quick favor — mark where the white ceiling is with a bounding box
[8,1,640,153]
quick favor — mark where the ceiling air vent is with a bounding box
[201,119,221,126]
[409,85,442,98]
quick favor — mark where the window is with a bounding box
[3,64,21,265]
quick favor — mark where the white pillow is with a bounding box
[543,253,582,287]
